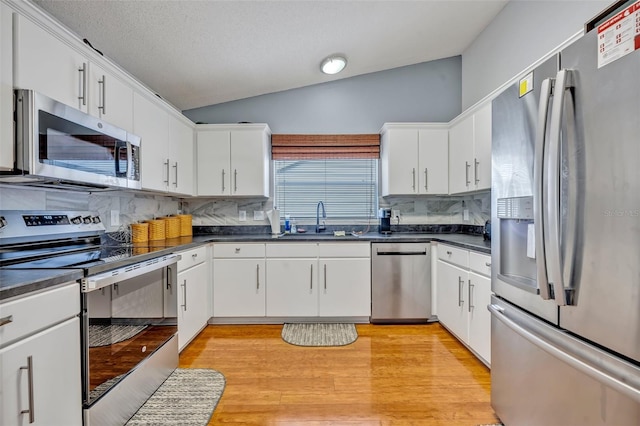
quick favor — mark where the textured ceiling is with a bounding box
[33,0,508,111]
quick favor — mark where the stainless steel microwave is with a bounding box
[2,89,141,190]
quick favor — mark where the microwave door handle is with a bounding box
[534,77,554,300]
[547,69,574,306]
[115,143,126,177]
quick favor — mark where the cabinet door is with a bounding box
[14,15,88,112]
[473,103,492,191]
[213,259,265,317]
[381,128,418,196]
[178,262,209,351]
[418,128,449,195]
[468,271,491,365]
[230,128,269,197]
[134,92,169,192]
[168,117,194,195]
[196,130,230,196]
[319,258,371,317]
[436,260,468,340]
[448,115,474,194]
[89,63,133,132]
[266,259,318,316]
[1,317,82,426]
[0,3,13,171]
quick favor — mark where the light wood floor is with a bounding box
[179,323,500,425]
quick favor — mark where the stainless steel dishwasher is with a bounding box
[371,242,433,323]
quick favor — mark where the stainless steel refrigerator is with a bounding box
[490,1,640,424]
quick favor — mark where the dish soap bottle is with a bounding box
[284,215,291,233]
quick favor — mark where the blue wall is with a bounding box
[183,56,461,134]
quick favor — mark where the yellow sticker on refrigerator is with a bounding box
[597,0,640,68]
[519,72,533,97]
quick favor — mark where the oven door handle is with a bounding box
[81,254,180,292]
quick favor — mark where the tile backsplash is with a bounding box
[0,185,490,232]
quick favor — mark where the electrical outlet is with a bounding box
[463,209,469,221]
[254,211,265,221]
[110,210,120,227]
[392,209,400,218]
[239,210,247,222]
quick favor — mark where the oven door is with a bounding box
[15,89,132,189]
[81,254,178,421]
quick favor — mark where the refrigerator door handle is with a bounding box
[547,69,574,306]
[489,303,640,404]
[533,77,554,301]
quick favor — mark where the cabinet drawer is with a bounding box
[438,244,469,268]
[266,243,318,258]
[318,243,370,258]
[213,243,265,258]
[469,251,491,277]
[177,245,208,271]
[0,282,80,348]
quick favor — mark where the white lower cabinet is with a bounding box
[318,257,371,317]
[0,283,82,426]
[213,242,370,320]
[436,244,492,365]
[213,243,266,317]
[177,245,210,351]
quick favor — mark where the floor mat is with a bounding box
[126,369,225,426]
[281,323,358,346]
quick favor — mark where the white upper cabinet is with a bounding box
[380,124,449,196]
[88,62,133,132]
[168,115,195,195]
[134,92,194,195]
[14,14,88,112]
[449,103,492,194]
[0,2,13,171]
[196,124,271,197]
[134,92,170,193]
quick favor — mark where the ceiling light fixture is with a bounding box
[320,55,347,75]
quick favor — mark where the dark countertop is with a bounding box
[1,232,490,301]
[0,268,84,301]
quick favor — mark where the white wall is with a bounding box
[462,0,610,109]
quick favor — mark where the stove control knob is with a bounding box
[92,216,101,224]
[83,216,92,224]
[71,216,82,225]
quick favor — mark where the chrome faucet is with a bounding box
[316,201,326,233]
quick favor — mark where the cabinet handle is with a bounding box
[113,283,119,295]
[234,169,238,193]
[181,279,187,311]
[192,253,198,259]
[465,161,470,186]
[166,266,173,291]
[0,315,13,327]
[164,159,170,184]
[468,281,474,313]
[235,247,241,253]
[474,158,480,185]
[324,264,327,291]
[173,162,178,187]
[485,262,491,267]
[222,169,226,192]
[412,168,416,191]
[458,277,464,307]
[446,251,452,256]
[256,264,260,290]
[78,62,87,106]
[20,355,35,423]
[98,74,107,113]
[310,264,313,290]
[424,168,428,191]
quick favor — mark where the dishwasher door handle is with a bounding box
[375,251,426,256]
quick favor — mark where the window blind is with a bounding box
[274,159,378,221]
[271,134,380,160]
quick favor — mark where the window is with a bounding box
[274,159,378,222]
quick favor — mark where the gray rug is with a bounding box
[89,324,147,347]
[281,323,358,346]
[126,369,225,425]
